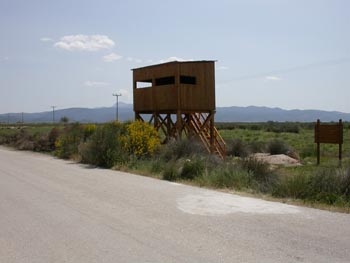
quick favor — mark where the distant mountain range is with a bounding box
[215,106,350,122]
[1,103,350,123]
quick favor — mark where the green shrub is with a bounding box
[249,125,261,131]
[283,124,300,134]
[306,167,350,204]
[77,142,94,163]
[79,122,127,168]
[55,123,84,159]
[240,157,270,176]
[32,133,51,152]
[238,124,247,130]
[299,144,316,159]
[198,163,251,190]
[180,158,205,180]
[205,154,225,170]
[48,127,60,150]
[226,139,248,157]
[13,129,34,150]
[215,123,236,130]
[247,140,266,153]
[240,157,277,192]
[267,139,290,155]
[0,127,60,153]
[159,138,207,161]
[265,122,300,133]
[273,172,310,199]
[150,158,165,174]
[273,166,350,205]
[162,161,179,181]
[340,167,350,200]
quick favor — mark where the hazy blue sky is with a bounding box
[1,0,349,113]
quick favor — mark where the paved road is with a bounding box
[0,146,349,263]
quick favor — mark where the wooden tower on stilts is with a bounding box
[132,60,226,159]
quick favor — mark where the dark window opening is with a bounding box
[155,76,175,86]
[136,80,152,88]
[180,75,196,85]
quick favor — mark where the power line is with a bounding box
[228,57,350,82]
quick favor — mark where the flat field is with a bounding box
[218,122,350,164]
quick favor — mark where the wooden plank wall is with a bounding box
[133,61,215,113]
[179,62,215,111]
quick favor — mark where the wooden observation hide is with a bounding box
[132,61,226,159]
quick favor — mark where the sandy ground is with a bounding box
[251,153,301,166]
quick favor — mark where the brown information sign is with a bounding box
[314,119,343,165]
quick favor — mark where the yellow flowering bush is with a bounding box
[83,124,96,140]
[123,120,160,158]
[54,138,62,149]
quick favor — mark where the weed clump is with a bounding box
[162,161,180,181]
[226,139,248,157]
[158,138,207,161]
[306,167,350,204]
[273,166,350,206]
[240,157,277,192]
[273,172,310,199]
[247,140,266,154]
[156,138,208,181]
[180,158,205,180]
[299,144,316,159]
[267,139,290,155]
[198,163,251,190]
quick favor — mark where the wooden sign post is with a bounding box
[314,119,343,166]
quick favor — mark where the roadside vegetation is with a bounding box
[0,121,349,212]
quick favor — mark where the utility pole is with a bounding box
[21,112,24,123]
[112,93,122,121]
[51,106,56,123]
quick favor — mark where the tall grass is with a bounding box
[273,166,350,206]
[197,163,252,190]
